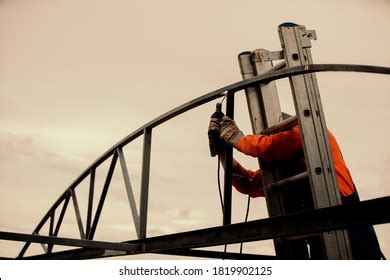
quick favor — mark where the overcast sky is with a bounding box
[0,0,389,259]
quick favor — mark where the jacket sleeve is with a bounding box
[232,161,265,198]
[235,125,302,161]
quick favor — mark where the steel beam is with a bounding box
[70,189,86,239]
[7,196,390,259]
[86,168,95,239]
[139,196,390,253]
[157,249,276,260]
[22,248,108,260]
[49,211,54,237]
[0,231,140,255]
[21,248,275,260]
[50,64,390,210]
[223,91,234,226]
[117,147,140,237]
[139,128,152,239]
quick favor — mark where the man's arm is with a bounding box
[218,152,265,198]
[219,116,302,162]
[235,126,302,161]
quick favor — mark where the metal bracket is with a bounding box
[300,29,317,48]
[251,49,284,62]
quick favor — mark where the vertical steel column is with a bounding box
[139,127,152,239]
[278,22,351,259]
[86,168,95,239]
[48,211,55,253]
[49,211,55,237]
[223,91,234,226]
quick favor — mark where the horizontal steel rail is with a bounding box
[9,64,390,258]
[3,196,389,259]
[0,231,141,252]
[20,248,276,260]
[154,249,276,260]
[132,196,390,253]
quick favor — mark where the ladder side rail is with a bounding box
[238,51,306,259]
[278,23,351,259]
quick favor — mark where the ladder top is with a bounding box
[278,22,298,27]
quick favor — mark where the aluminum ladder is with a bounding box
[236,22,351,259]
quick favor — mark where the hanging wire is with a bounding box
[214,94,251,258]
[217,154,224,213]
[240,193,251,254]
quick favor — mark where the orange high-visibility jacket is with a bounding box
[231,125,355,198]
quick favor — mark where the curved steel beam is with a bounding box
[18,63,390,257]
[65,64,390,186]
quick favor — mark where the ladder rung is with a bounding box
[269,171,309,190]
[261,116,297,135]
[269,60,286,72]
[258,61,286,77]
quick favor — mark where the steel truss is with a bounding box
[1,64,389,260]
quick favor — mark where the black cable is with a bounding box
[240,193,251,254]
[217,150,254,256]
[216,155,228,259]
[211,99,228,259]
[217,154,252,257]
[217,154,224,213]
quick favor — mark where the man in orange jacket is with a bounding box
[209,114,382,259]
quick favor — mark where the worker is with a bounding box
[208,113,382,260]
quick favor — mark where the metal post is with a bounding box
[49,211,55,237]
[86,168,95,239]
[139,127,152,239]
[223,91,234,226]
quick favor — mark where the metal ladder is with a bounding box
[237,23,351,259]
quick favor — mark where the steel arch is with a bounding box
[5,64,389,259]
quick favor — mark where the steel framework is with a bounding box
[1,63,389,259]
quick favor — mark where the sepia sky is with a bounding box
[0,0,389,259]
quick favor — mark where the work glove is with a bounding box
[208,109,225,157]
[220,116,244,147]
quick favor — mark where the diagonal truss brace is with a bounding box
[117,147,140,237]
